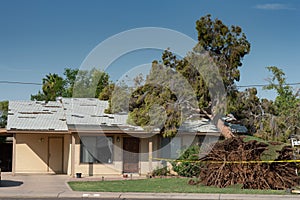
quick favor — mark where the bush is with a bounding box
[172,145,202,177]
[151,166,170,177]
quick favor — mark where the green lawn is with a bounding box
[68,177,286,194]
[242,135,289,161]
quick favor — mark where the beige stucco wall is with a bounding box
[139,135,161,174]
[72,134,161,176]
[14,132,219,176]
[15,133,70,174]
[63,134,70,173]
[73,134,122,176]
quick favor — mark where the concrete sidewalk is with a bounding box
[0,173,71,198]
[0,173,299,199]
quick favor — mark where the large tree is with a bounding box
[124,15,250,137]
[31,73,65,101]
[195,14,250,91]
[42,73,65,101]
[31,69,74,101]
[31,68,110,101]
[63,68,79,97]
[73,68,110,98]
[261,66,300,141]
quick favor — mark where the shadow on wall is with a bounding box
[0,180,23,187]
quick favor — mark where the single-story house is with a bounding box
[6,98,221,177]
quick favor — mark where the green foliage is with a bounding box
[126,14,250,137]
[63,68,79,97]
[172,145,202,177]
[242,135,288,161]
[162,49,210,109]
[31,68,76,101]
[195,14,250,90]
[31,91,47,101]
[31,68,110,101]
[73,68,110,98]
[227,88,262,134]
[128,82,181,137]
[0,100,8,128]
[260,66,300,142]
[99,83,115,101]
[151,166,170,177]
[42,73,65,101]
[226,66,300,143]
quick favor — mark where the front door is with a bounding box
[123,137,139,173]
[48,137,63,173]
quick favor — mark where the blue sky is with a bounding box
[0,0,299,100]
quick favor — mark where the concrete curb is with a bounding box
[57,192,298,200]
[0,191,298,199]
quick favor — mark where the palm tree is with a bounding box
[42,73,64,101]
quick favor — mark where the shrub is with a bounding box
[172,145,202,177]
[151,166,170,177]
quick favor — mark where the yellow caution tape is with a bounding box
[151,157,300,164]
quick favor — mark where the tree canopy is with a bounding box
[31,68,110,101]
[27,14,300,142]
[260,66,300,141]
[195,14,250,90]
[121,14,250,137]
[0,101,8,128]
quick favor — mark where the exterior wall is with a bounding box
[15,133,70,174]
[13,132,219,176]
[73,134,122,176]
[72,134,161,176]
[63,134,70,173]
[139,135,161,175]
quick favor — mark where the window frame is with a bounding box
[80,135,114,164]
[160,136,182,159]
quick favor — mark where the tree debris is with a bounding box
[195,137,299,190]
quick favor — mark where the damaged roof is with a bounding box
[7,98,220,133]
[8,100,68,131]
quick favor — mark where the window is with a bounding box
[80,136,113,164]
[160,136,182,159]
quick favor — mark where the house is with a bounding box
[6,98,220,177]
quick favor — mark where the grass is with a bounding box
[242,135,289,161]
[68,177,286,194]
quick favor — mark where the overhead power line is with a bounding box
[0,80,300,88]
[0,81,42,86]
[236,82,300,88]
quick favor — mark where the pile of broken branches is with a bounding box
[193,137,299,190]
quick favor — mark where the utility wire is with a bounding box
[0,81,42,85]
[0,80,300,88]
[236,82,300,88]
